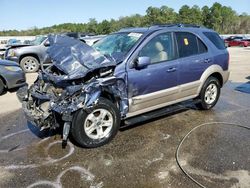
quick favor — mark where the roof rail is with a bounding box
[149,23,203,29]
[119,27,147,32]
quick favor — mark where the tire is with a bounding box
[0,78,5,95]
[71,98,121,148]
[195,77,221,110]
[20,56,39,73]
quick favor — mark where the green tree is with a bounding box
[178,5,203,25]
[202,6,212,28]
[0,3,249,36]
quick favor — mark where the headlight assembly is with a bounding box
[7,49,15,57]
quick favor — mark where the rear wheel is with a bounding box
[71,98,121,148]
[20,56,39,73]
[195,77,221,110]
[0,79,5,95]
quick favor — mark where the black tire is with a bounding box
[195,77,221,110]
[0,78,5,95]
[71,98,121,148]
[20,56,39,73]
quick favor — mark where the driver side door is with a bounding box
[127,32,179,116]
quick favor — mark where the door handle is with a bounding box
[204,59,212,63]
[167,67,177,72]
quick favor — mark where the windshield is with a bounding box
[93,32,142,58]
[31,36,47,45]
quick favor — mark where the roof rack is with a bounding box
[118,27,147,32]
[149,23,203,29]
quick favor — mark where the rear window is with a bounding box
[203,32,226,50]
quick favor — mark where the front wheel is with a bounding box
[20,56,39,73]
[71,98,121,148]
[195,77,221,110]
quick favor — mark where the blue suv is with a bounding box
[17,24,229,148]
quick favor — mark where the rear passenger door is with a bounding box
[175,32,210,98]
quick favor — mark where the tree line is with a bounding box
[0,2,249,36]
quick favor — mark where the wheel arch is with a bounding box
[198,65,228,94]
[100,91,120,109]
[19,53,40,64]
[209,72,223,87]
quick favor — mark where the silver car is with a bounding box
[0,60,26,95]
[5,36,50,73]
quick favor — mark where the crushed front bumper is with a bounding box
[16,84,84,129]
[17,86,56,129]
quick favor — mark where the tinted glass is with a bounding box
[140,32,174,64]
[198,38,208,54]
[31,36,47,45]
[204,32,226,50]
[176,32,199,58]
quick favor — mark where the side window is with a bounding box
[176,32,198,58]
[139,32,174,64]
[203,32,226,50]
[175,32,207,58]
[198,38,208,54]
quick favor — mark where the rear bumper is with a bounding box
[222,70,230,85]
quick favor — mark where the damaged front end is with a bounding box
[17,35,128,145]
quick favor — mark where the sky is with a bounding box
[0,0,249,31]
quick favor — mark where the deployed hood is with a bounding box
[46,35,116,80]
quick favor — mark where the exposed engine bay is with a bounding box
[17,35,128,145]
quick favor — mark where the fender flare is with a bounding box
[197,65,229,94]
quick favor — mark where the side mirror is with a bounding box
[135,56,151,69]
[44,40,50,47]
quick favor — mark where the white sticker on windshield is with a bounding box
[128,33,142,38]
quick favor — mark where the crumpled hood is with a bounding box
[46,35,116,80]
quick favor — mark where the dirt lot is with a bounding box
[0,47,250,188]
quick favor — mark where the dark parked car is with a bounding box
[0,60,26,95]
[17,24,229,148]
[224,36,250,47]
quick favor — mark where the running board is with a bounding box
[123,99,200,128]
